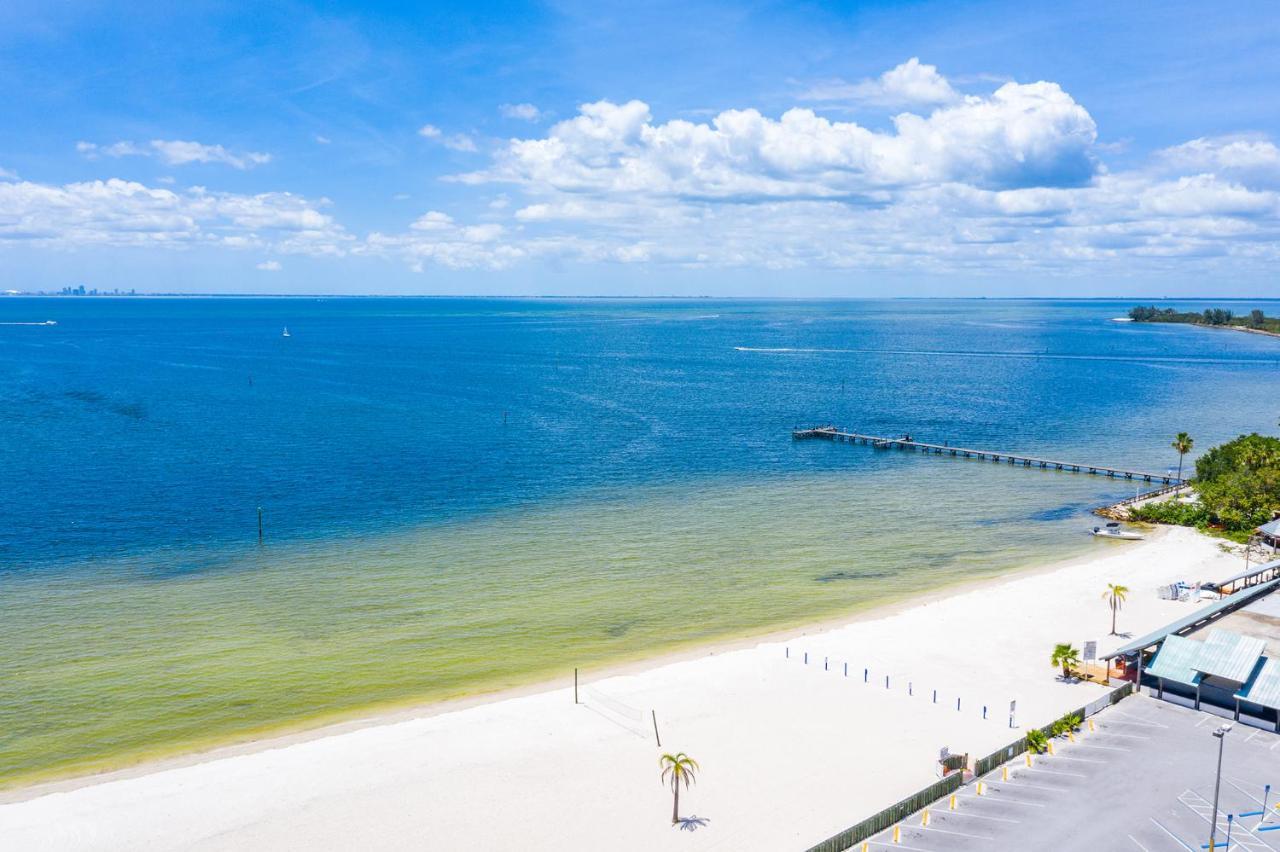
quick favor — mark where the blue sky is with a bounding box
[1,0,1278,296]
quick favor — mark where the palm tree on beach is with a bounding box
[659,752,699,825]
[1103,583,1129,635]
[1051,643,1080,680]
[1171,433,1194,482]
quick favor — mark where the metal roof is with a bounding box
[1144,635,1204,687]
[1193,629,1267,683]
[1236,657,1280,711]
[1257,519,1280,537]
[1104,577,1280,659]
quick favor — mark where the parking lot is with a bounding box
[866,693,1280,851]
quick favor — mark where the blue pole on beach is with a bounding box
[785,647,789,659]
[804,652,808,664]
[844,662,848,677]
[885,675,889,689]
[824,657,828,671]
[983,705,988,720]
[933,689,937,704]
[864,668,868,683]
[957,697,961,712]
[909,682,913,696]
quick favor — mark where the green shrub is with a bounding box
[1026,729,1049,754]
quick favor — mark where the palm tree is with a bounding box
[659,752,699,825]
[1103,583,1129,635]
[1051,643,1080,680]
[1171,432,1194,482]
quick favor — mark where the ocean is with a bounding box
[2,296,1278,785]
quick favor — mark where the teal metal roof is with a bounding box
[1145,635,1204,687]
[1257,519,1280,537]
[1194,630,1266,682]
[1104,577,1280,659]
[1236,657,1280,710]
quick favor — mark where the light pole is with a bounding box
[1209,722,1232,850]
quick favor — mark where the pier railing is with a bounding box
[794,427,1186,486]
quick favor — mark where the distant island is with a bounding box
[1127,305,1280,337]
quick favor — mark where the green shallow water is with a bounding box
[6,296,1280,787]
[3,465,1100,786]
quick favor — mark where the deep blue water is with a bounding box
[2,297,1278,574]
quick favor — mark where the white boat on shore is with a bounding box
[1092,522,1143,540]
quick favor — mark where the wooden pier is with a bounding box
[793,426,1187,485]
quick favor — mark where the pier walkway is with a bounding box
[793,426,1186,485]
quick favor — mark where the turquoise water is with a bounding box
[1,297,1278,784]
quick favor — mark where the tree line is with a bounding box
[1129,305,1277,331]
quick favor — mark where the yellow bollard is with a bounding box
[893,824,901,844]
[862,843,869,852]
[949,794,957,810]
[977,781,986,796]
[1068,730,1075,743]
[1048,740,1055,756]
[1002,765,1009,781]
[1088,718,1095,732]
[922,809,930,827]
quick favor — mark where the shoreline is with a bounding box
[2,528,1150,804]
[0,525,1240,851]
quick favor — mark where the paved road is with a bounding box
[865,694,1280,851]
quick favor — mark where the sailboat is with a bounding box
[282,327,291,338]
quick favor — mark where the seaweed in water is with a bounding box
[63,389,147,420]
[815,569,894,583]
[605,619,638,637]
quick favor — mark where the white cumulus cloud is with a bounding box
[799,58,960,107]
[418,125,477,152]
[256,260,282,271]
[500,103,543,121]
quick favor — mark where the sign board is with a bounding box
[1009,699,1017,728]
[1084,641,1097,662]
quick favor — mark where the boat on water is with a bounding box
[1092,522,1143,540]
[282,327,291,338]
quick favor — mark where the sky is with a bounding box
[1,0,1278,297]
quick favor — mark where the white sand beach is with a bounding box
[0,526,1240,851]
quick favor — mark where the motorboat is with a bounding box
[1092,522,1143,541]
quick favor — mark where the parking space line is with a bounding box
[1020,765,1088,778]
[1127,834,1151,851]
[1150,817,1197,851]
[867,841,933,851]
[1071,743,1132,752]
[983,778,1069,794]
[917,824,994,840]
[1099,731,1154,740]
[1050,754,1107,764]
[939,810,1019,824]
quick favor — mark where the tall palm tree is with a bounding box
[1171,432,1194,482]
[1103,583,1129,635]
[659,752,699,824]
[1051,643,1080,680]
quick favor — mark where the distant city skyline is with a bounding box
[1,0,1278,296]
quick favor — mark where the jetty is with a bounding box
[793,426,1187,485]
